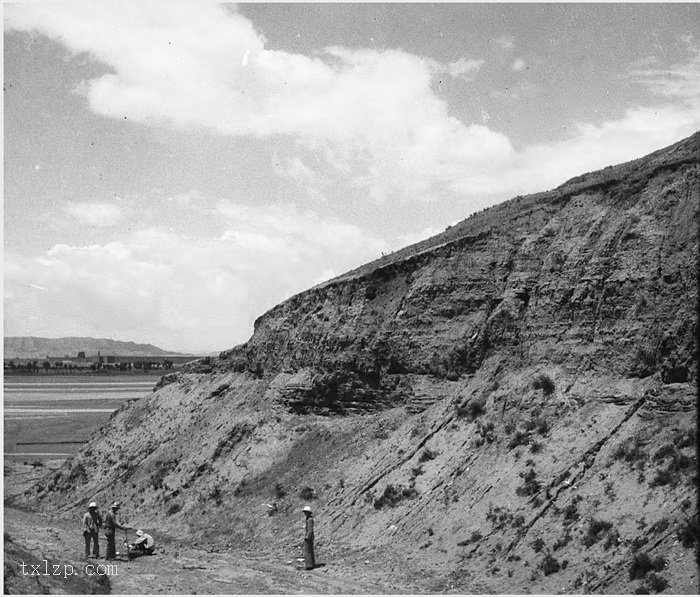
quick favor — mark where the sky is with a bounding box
[4,2,700,354]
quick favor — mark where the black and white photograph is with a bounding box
[3,2,699,594]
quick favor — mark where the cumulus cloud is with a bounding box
[62,201,124,227]
[4,2,512,204]
[4,203,388,352]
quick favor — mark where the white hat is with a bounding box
[302,506,312,513]
[136,530,144,536]
[88,502,97,508]
[111,501,121,509]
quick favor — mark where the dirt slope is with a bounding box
[8,133,699,594]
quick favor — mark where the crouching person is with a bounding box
[129,529,155,557]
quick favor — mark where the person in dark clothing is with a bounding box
[104,501,130,560]
[302,506,315,570]
[82,502,102,558]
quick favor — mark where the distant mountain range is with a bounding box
[3,336,184,359]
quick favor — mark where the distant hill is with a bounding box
[3,336,182,359]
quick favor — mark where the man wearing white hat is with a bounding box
[131,529,156,556]
[302,506,315,570]
[104,501,130,560]
[82,501,102,559]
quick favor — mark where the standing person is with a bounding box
[302,506,315,570]
[104,501,129,560]
[82,502,102,558]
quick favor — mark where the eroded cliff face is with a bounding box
[216,132,698,413]
[24,134,699,593]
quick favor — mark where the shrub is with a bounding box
[66,462,88,486]
[603,528,620,550]
[633,344,658,376]
[629,552,665,580]
[645,572,669,593]
[652,444,676,462]
[533,373,555,396]
[677,514,699,548]
[675,427,696,449]
[419,448,438,463]
[516,468,541,497]
[210,486,223,506]
[233,479,247,496]
[612,435,648,468]
[273,482,286,499]
[531,538,545,553]
[457,396,486,421]
[563,496,581,522]
[583,519,613,547]
[509,430,530,450]
[479,421,497,443]
[530,441,543,454]
[373,484,418,509]
[553,531,572,551]
[648,518,670,534]
[299,486,315,500]
[649,468,674,488]
[410,423,425,439]
[166,502,182,515]
[457,530,483,546]
[541,553,561,576]
[151,459,176,490]
[374,427,390,440]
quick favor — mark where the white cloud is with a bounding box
[492,36,515,51]
[10,3,696,209]
[511,57,527,72]
[445,57,484,80]
[4,203,388,353]
[451,102,700,199]
[5,2,512,204]
[631,41,700,101]
[62,201,124,227]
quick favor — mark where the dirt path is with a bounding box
[4,463,476,594]
[4,505,442,594]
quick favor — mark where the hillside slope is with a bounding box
[16,133,699,593]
